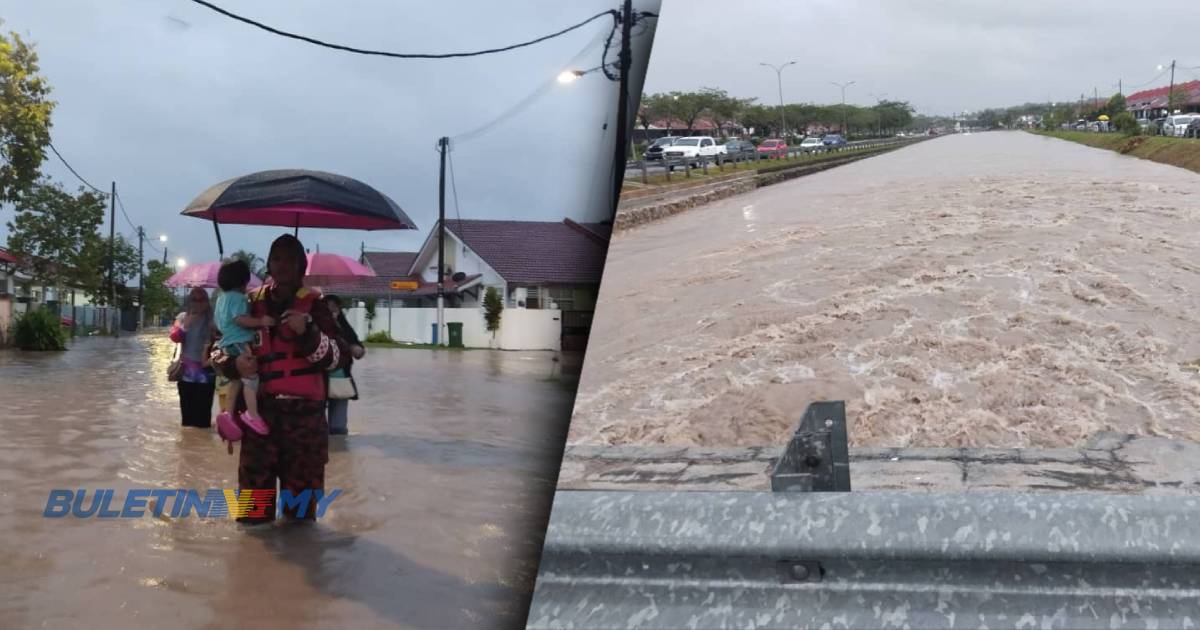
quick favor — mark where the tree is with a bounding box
[697,88,746,137]
[5,180,104,303]
[483,286,503,343]
[740,103,779,138]
[1105,93,1127,118]
[80,232,140,307]
[668,90,713,133]
[1112,111,1138,136]
[229,249,264,278]
[0,23,56,204]
[142,259,176,324]
[1168,86,1189,114]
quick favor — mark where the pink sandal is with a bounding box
[240,411,270,436]
[216,411,243,442]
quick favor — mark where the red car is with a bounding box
[756,138,788,158]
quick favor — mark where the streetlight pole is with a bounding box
[137,226,144,332]
[108,181,117,337]
[831,81,855,137]
[759,61,796,138]
[160,235,168,265]
[869,92,887,137]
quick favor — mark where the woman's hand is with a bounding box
[282,310,309,335]
[352,344,366,360]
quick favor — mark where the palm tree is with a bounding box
[229,249,265,279]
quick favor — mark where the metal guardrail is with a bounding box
[527,490,1200,629]
[625,137,920,183]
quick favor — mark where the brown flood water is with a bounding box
[569,132,1200,449]
[0,335,572,629]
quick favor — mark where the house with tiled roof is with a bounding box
[1126,80,1200,119]
[325,218,609,350]
[406,218,609,312]
[313,249,482,307]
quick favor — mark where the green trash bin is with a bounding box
[447,322,464,348]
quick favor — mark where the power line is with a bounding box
[1125,68,1170,91]
[47,142,108,196]
[449,29,609,146]
[448,148,463,225]
[189,0,618,60]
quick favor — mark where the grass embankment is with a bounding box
[1036,131,1200,174]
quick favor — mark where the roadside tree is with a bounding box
[0,23,55,204]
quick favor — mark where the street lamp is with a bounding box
[759,61,797,138]
[869,92,888,137]
[176,257,187,270]
[557,69,584,84]
[831,81,855,137]
[159,234,168,264]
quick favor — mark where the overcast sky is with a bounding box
[646,0,1200,116]
[0,0,657,268]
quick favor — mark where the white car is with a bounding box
[798,137,825,153]
[1163,115,1198,138]
[663,136,725,167]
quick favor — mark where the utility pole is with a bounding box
[1167,59,1176,115]
[870,92,887,138]
[831,81,855,137]
[137,226,144,332]
[437,136,448,347]
[163,246,168,265]
[759,61,796,139]
[1118,78,1122,96]
[610,0,633,221]
[108,181,118,338]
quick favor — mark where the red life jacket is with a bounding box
[248,285,326,400]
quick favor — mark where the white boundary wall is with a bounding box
[346,306,561,351]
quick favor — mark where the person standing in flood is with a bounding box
[322,294,366,436]
[230,234,349,523]
[169,287,217,428]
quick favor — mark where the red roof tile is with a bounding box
[444,219,610,285]
[0,248,19,265]
[362,251,418,276]
[1126,80,1200,108]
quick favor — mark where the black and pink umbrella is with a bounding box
[182,169,417,256]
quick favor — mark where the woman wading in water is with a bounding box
[218,234,349,523]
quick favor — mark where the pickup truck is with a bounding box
[663,136,725,168]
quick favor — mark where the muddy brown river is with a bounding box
[0,336,572,629]
[569,132,1200,450]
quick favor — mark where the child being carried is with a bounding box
[213,259,273,442]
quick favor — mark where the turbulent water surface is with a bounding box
[0,336,572,629]
[569,132,1200,449]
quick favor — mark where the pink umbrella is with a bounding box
[305,252,376,278]
[302,252,376,292]
[165,261,265,290]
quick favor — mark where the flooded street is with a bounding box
[570,132,1200,449]
[0,335,572,629]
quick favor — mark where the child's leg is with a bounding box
[225,378,243,416]
[242,374,261,419]
[238,343,261,419]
